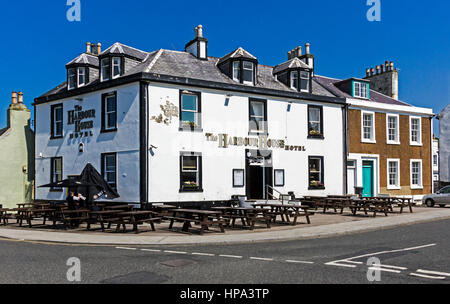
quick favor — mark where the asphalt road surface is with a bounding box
[1,219,449,284]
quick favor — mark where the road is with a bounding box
[0,218,449,284]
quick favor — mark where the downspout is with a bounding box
[343,103,349,194]
[139,81,150,208]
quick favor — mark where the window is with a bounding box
[101,92,117,132]
[232,61,240,82]
[102,153,117,190]
[233,169,245,188]
[78,67,86,87]
[180,153,202,192]
[51,104,63,139]
[434,155,438,166]
[242,61,254,84]
[410,117,422,145]
[308,105,323,138]
[68,68,76,90]
[354,81,369,99]
[410,160,423,189]
[290,71,299,90]
[180,91,201,130]
[300,71,310,92]
[387,114,399,144]
[112,57,121,78]
[309,156,324,189]
[274,169,285,187]
[101,58,111,81]
[50,157,63,191]
[387,159,400,189]
[249,99,267,134]
[362,112,375,143]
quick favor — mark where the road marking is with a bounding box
[378,264,408,270]
[325,262,357,268]
[219,255,243,259]
[116,247,137,251]
[285,260,315,264]
[417,269,450,277]
[250,257,274,261]
[192,252,215,257]
[164,250,188,255]
[410,273,446,280]
[368,267,401,274]
[344,261,363,265]
[141,249,162,253]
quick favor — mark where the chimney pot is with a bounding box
[390,62,394,70]
[366,68,370,77]
[296,46,302,57]
[380,64,384,73]
[370,68,375,76]
[385,61,390,71]
[195,25,203,38]
[305,43,310,55]
[11,92,18,104]
[97,43,102,55]
[376,65,380,74]
[86,42,91,54]
[18,92,23,104]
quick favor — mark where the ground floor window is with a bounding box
[410,160,423,189]
[50,157,63,191]
[102,153,117,190]
[309,156,324,190]
[180,153,202,192]
[387,159,400,189]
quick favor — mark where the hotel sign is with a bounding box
[205,133,306,152]
[68,105,96,139]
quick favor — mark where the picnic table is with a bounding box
[151,205,177,216]
[349,199,390,217]
[89,210,123,232]
[0,209,12,226]
[104,205,134,211]
[165,209,225,235]
[115,211,161,233]
[252,203,314,225]
[323,197,352,214]
[364,197,414,213]
[212,207,270,230]
[57,209,91,229]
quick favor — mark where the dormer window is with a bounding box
[101,58,111,81]
[67,67,88,90]
[233,61,240,82]
[218,48,258,86]
[112,57,121,79]
[300,71,310,92]
[290,71,299,90]
[242,61,254,85]
[78,67,86,87]
[68,68,76,90]
[354,81,369,99]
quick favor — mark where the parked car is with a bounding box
[423,186,450,207]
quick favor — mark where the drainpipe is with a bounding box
[343,103,349,194]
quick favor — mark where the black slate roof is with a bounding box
[314,75,412,107]
[101,43,148,61]
[217,47,257,65]
[66,53,99,67]
[273,57,311,74]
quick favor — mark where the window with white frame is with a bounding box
[387,159,400,189]
[410,160,423,189]
[102,153,117,190]
[51,104,63,138]
[101,58,111,81]
[242,61,254,84]
[300,71,310,92]
[410,117,422,145]
[290,71,299,90]
[50,157,63,191]
[78,67,86,87]
[112,57,121,78]
[362,112,375,142]
[180,154,202,192]
[354,81,368,99]
[387,114,399,144]
[180,91,201,129]
[434,155,438,166]
[232,61,240,82]
[101,92,117,132]
[249,99,266,134]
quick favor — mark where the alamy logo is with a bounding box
[366,0,381,22]
[367,257,382,282]
[66,0,81,22]
[66,257,81,282]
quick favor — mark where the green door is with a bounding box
[362,161,374,198]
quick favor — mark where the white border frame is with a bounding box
[410,159,423,190]
[386,113,400,145]
[387,158,401,190]
[409,116,422,146]
[361,110,376,144]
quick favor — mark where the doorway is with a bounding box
[362,160,374,197]
[347,160,356,195]
[246,150,273,200]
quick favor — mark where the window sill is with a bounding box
[387,141,401,145]
[249,131,268,136]
[179,189,204,193]
[101,128,118,134]
[309,186,325,191]
[361,140,376,144]
[410,142,423,147]
[387,186,401,190]
[50,136,64,140]
[179,127,203,133]
[308,135,324,140]
[410,186,423,190]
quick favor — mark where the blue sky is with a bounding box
[0,0,448,134]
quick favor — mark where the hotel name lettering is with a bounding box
[68,106,96,138]
[205,133,306,152]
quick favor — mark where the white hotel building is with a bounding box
[34,26,347,207]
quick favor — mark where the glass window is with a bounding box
[411,161,422,188]
[290,71,299,90]
[68,68,76,90]
[51,157,63,191]
[242,61,254,84]
[309,157,324,189]
[249,100,265,133]
[387,115,399,143]
[181,155,201,191]
[300,71,310,92]
[181,93,199,128]
[363,113,374,141]
[354,82,368,98]
[78,67,86,87]
[388,160,399,188]
[104,94,117,130]
[52,105,63,138]
[101,58,111,81]
[102,154,117,189]
[232,61,240,82]
[308,106,323,137]
[411,118,421,144]
[112,57,121,78]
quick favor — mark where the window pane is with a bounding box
[233,61,240,81]
[250,102,264,117]
[113,58,121,77]
[107,113,116,128]
[243,69,253,82]
[107,97,116,112]
[309,108,320,122]
[101,59,111,80]
[291,71,298,89]
[181,111,195,124]
[182,95,197,111]
[183,156,198,171]
[243,61,253,70]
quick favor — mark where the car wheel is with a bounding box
[440,205,446,208]
[426,199,435,208]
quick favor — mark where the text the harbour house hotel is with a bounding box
[33,26,432,206]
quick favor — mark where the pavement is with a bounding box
[1,207,450,245]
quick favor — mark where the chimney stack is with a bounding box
[366,69,370,77]
[185,25,208,60]
[370,68,374,76]
[86,42,91,54]
[18,92,23,104]
[385,61,390,71]
[364,60,399,100]
[380,64,384,73]
[376,65,380,74]
[97,43,102,55]
[195,25,203,38]
[305,43,310,55]
[11,92,18,104]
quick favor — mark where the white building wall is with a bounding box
[35,83,141,203]
[147,83,344,203]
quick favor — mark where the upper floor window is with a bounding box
[51,104,63,139]
[242,61,254,85]
[101,92,117,132]
[112,57,121,79]
[410,116,422,145]
[300,71,310,92]
[290,71,299,90]
[354,81,369,99]
[362,111,375,143]
[101,58,111,81]
[387,159,400,190]
[78,67,86,87]
[232,61,240,82]
[102,153,117,190]
[308,105,323,138]
[68,68,76,90]
[179,90,202,131]
[249,99,267,134]
[387,114,399,144]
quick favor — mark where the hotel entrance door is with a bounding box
[246,150,273,200]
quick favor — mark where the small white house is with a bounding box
[34,26,347,207]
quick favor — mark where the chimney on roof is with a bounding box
[366,69,370,77]
[364,60,399,100]
[97,43,102,55]
[185,25,208,60]
[11,92,17,104]
[86,42,91,54]
[18,92,23,104]
[305,43,310,55]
